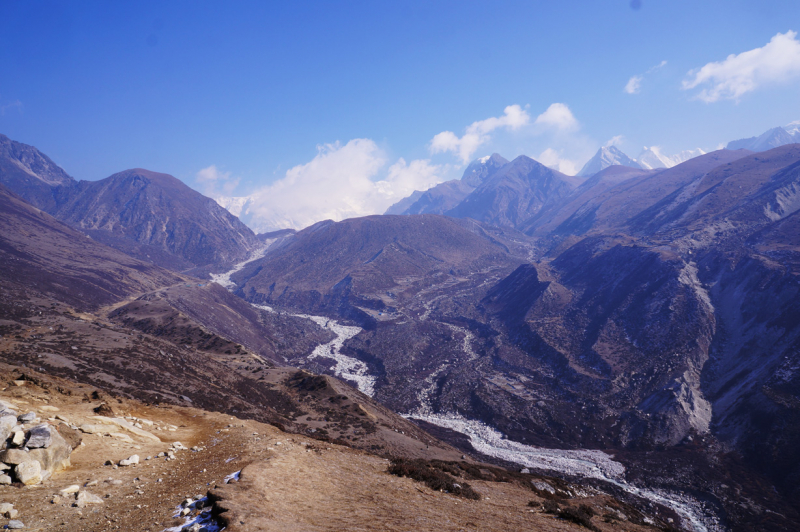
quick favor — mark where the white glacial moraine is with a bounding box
[407,412,720,532]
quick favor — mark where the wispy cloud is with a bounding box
[0,98,23,116]
[231,139,447,231]
[624,76,643,95]
[430,105,530,163]
[195,164,240,196]
[533,103,578,131]
[537,148,578,175]
[604,135,625,147]
[682,31,800,102]
[624,60,667,94]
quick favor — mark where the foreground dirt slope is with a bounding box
[0,367,666,532]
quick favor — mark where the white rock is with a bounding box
[118,455,139,467]
[15,460,43,485]
[75,490,103,507]
[59,485,80,495]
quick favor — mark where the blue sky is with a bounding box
[2,1,799,230]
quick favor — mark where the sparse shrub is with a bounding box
[388,458,481,500]
[542,500,560,514]
[560,504,599,531]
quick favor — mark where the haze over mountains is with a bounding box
[2,127,800,531]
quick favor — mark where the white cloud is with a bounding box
[624,60,667,94]
[624,75,642,94]
[233,139,447,232]
[430,104,530,163]
[604,135,625,147]
[195,164,240,196]
[537,148,578,175]
[682,31,800,102]
[533,103,578,131]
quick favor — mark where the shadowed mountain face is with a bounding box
[0,184,185,310]
[0,136,260,271]
[232,214,523,319]
[445,155,582,229]
[0,134,75,211]
[52,169,260,270]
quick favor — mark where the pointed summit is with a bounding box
[461,153,509,187]
[577,145,641,177]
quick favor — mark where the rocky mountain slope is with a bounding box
[0,134,75,212]
[445,155,582,229]
[0,135,260,271]
[386,153,509,216]
[0,184,184,310]
[51,168,260,271]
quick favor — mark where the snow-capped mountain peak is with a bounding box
[577,145,641,177]
[637,146,706,169]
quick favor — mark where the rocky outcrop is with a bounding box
[1,422,75,486]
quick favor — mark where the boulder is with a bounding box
[0,503,14,516]
[0,414,16,443]
[6,520,24,529]
[0,474,11,485]
[25,424,54,449]
[15,460,42,485]
[75,490,103,508]
[0,424,72,480]
[18,412,36,423]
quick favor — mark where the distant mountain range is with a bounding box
[727,123,800,151]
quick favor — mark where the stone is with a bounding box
[531,480,556,494]
[6,509,19,519]
[59,485,80,496]
[75,490,103,508]
[18,413,36,423]
[0,463,8,471]
[88,416,161,442]
[0,503,14,516]
[119,455,139,467]
[39,405,59,412]
[24,424,53,449]
[0,474,11,485]
[0,415,16,444]
[10,431,24,447]
[78,424,119,434]
[6,520,24,529]
[109,433,134,443]
[15,460,42,485]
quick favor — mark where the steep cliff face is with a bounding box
[0,134,76,211]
